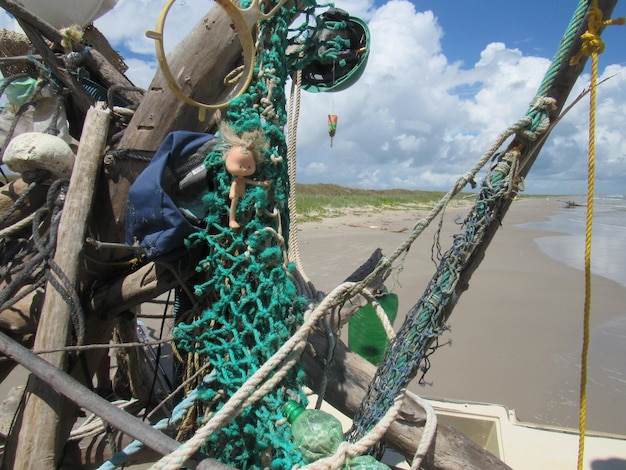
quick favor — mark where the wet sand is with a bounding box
[296,196,626,436]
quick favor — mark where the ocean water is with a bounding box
[521,195,626,435]
[522,195,626,288]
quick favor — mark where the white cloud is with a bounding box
[0,0,623,194]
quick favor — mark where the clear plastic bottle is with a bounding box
[283,401,392,469]
[347,455,393,469]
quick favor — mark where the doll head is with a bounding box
[225,145,256,177]
[218,122,268,176]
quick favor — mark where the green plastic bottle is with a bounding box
[283,400,344,463]
[347,455,393,469]
[348,292,399,365]
[284,401,392,469]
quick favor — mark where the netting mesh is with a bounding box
[171,1,346,467]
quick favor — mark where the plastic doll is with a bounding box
[219,123,270,228]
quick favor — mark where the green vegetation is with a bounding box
[294,183,466,222]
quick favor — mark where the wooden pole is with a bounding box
[4,103,111,469]
[0,329,233,469]
[440,0,619,340]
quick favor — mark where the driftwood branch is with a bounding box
[0,329,232,470]
[303,330,511,470]
[5,103,111,468]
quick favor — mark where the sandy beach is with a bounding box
[296,196,626,436]
[1,195,624,468]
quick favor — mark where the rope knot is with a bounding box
[570,6,625,65]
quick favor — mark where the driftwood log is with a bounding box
[0,0,619,468]
[304,330,511,470]
[4,103,111,467]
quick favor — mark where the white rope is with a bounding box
[356,292,438,469]
[359,289,396,341]
[407,391,438,470]
[301,392,407,470]
[286,70,310,282]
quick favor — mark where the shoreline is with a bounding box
[296,196,626,435]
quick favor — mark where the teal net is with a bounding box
[170,0,350,467]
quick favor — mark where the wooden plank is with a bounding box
[116,5,241,152]
[4,103,111,469]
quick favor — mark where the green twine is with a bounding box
[536,0,589,97]
[172,0,340,468]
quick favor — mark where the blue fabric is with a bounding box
[126,131,215,261]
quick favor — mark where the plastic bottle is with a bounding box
[348,292,399,365]
[283,401,392,469]
[347,455,393,469]
[283,400,344,463]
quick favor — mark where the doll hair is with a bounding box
[217,122,268,163]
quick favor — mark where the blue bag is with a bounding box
[126,131,217,261]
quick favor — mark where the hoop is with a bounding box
[146,0,289,120]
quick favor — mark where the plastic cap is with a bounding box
[283,400,305,424]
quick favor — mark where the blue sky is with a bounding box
[416,1,625,67]
[1,1,625,195]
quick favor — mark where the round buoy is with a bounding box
[15,0,119,29]
[4,132,75,181]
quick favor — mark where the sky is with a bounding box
[2,0,625,195]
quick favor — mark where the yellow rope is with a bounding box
[571,4,624,469]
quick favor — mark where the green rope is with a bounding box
[536,0,589,97]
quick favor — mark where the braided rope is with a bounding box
[287,70,311,282]
[344,115,535,305]
[536,0,589,97]
[571,3,624,468]
[408,392,437,470]
[346,95,558,449]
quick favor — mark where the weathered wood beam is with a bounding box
[116,5,242,152]
[4,103,110,469]
[0,329,232,470]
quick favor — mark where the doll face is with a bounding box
[225,146,256,177]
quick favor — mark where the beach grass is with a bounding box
[295,183,464,221]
